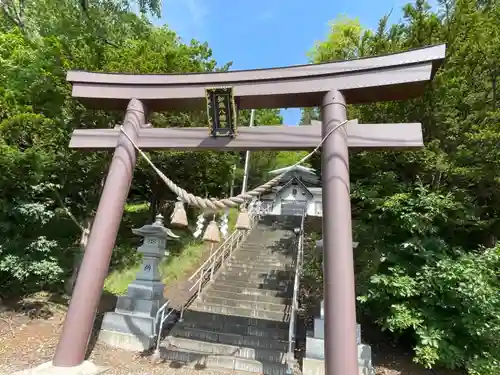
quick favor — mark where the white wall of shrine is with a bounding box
[260,166,323,217]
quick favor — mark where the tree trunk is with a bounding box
[65,217,93,295]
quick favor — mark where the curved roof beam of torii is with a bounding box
[66,44,446,111]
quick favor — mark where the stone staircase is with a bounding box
[162,215,302,375]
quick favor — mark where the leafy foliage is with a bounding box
[0,0,299,299]
[305,1,500,373]
[1,0,499,373]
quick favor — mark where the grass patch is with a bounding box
[104,239,209,296]
[228,207,238,231]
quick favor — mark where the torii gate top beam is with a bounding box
[66,44,445,111]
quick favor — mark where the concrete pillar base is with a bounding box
[13,361,108,375]
[303,357,374,375]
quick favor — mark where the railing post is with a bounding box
[198,270,203,296]
[179,304,185,322]
[210,254,215,280]
[230,233,236,256]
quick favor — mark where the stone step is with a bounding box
[249,234,290,240]
[228,261,293,269]
[237,246,272,252]
[236,247,290,255]
[246,231,288,237]
[208,282,292,298]
[237,242,290,248]
[204,288,291,305]
[190,301,289,322]
[160,347,288,375]
[230,255,294,265]
[241,242,283,247]
[250,227,290,233]
[244,237,289,243]
[237,242,293,249]
[170,325,289,352]
[224,263,294,274]
[165,336,287,364]
[202,295,289,313]
[259,216,302,227]
[220,268,294,280]
[239,240,294,248]
[234,251,295,260]
[218,273,292,284]
[181,308,289,331]
[179,312,289,340]
[210,279,292,293]
[227,260,291,269]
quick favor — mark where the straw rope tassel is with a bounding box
[170,199,188,227]
[203,220,221,243]
[235,206,251,230]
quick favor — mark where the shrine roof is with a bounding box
[275,177,314,198]
[269,165,317,176]
[66,44,446,111]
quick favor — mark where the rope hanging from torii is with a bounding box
[119,119,348,241]
[122,128,286,210]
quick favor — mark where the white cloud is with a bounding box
[160,0,209,40]
[184,0,208,25]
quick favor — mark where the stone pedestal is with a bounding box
[303,303,373,375]
[302,240,374,375]
[99,214,177,351]
[311,301,361,342]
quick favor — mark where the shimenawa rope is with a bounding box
[120,119,348,211]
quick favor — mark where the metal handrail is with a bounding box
[179,203,261,321]
[288,210,306,357]
[153,299,172,354]
[188,229,248,294]
[152,201,262,358]
[188,229,240,283]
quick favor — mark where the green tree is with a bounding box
[0,0,237,296]
[306,1,500,373]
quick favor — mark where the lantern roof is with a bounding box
[132,214,179,239]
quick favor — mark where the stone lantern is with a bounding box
[302,239,374,375]
[99,214,179,351]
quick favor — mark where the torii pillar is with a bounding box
[321,90,358,375]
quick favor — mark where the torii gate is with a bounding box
[53,44,445,375]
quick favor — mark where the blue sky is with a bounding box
[157,0,436,125]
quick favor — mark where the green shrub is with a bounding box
[353,185,500,374]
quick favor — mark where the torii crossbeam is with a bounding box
[69,121,424,150]
[53,44,446,375]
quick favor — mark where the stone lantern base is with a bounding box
[99,313,157,351]
[98,280,167,351]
